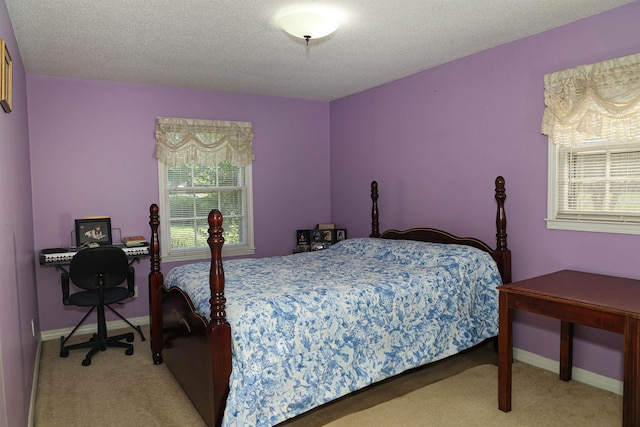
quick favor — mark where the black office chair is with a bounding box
[60,246,144,366]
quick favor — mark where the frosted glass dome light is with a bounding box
[276,7,343,43]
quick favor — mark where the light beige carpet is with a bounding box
[34,326,207,427]
[35,326,621,427]
[325,363,622,427]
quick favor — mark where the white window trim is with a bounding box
[157,162,255,262]
[546,139,640,235]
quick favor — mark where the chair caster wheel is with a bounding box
[59,336,68,357]
[125,347,134,356]
[126,335,134,343]
[82,358,91,366]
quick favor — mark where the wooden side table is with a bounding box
[498,270,640,426]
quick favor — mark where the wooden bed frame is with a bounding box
[148,176,511,427]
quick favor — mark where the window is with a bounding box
[543,53,640,234]
[548,138,640,233]
[156,118,255,261]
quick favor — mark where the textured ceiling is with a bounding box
[5,0,635,101]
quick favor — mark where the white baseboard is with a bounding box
[40,315,150,342]
[514,347,623,395]
[27,337,42,427]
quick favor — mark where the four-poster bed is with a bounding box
[148,176,511,426]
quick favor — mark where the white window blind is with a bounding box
[555,141,640,223]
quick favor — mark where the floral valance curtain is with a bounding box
[541,52,640,147]
[155,117,254,167]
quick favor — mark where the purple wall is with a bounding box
[0,0,39,425]
[27,77,330,331]
[330,2,640,381]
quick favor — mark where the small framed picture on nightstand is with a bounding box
[296,230,310,252]
[311,241,327,251]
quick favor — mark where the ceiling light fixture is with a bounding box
[276,6,343,45]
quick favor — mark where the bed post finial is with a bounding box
[208,209,227,326]
[370,180,380,237]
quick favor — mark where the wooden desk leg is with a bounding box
[623,317,640,427]
[498,291,513,412]
[559,321,573,381]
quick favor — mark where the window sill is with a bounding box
[161,245,256,263]
[545,218,640,235]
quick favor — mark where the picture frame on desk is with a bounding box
[75,218,112,246]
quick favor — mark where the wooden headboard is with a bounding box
[368,176,511,284]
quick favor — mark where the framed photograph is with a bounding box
[296,229,310,252]
[296,229,310,245]
[75,218,112,246]
[310,229,325,250]
[310,229,323,243]
[322,229,334,245]
[0,39,12,113]
[311,241,327,251]
[335,229,347,242]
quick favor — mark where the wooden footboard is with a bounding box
[148,206,230,427]
[159,286,212,422]
[148,175,510,427]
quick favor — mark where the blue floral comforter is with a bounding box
[165,237,502,427]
